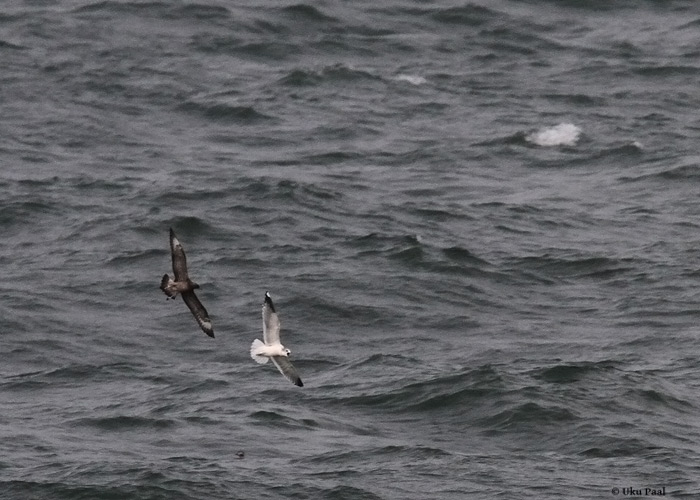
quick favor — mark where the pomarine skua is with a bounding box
[160,228,214,338]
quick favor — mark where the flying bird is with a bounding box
[160,228,214,338]
[250,292,303,387]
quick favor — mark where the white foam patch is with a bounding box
[395,74,427,85]
[526,123,581,147]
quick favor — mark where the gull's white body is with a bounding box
[250,339,288,361]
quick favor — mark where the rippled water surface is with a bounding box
[2,1,700,498]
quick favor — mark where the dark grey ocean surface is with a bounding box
[2,0,700,498]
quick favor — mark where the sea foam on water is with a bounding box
[526,123,582,147]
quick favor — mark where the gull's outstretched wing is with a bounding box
[262,292,281,345]
[182,290,214,338]
[169,228,189,281]
[271,356,303,387]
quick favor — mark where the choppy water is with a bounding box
[2,1,700,498]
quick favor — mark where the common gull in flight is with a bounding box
[250,292,303,387]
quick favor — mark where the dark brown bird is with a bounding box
[160,228,214,338]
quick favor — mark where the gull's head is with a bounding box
[272,344,290,357]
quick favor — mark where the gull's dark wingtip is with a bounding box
[295,378,304,387]
[264,291,276,312]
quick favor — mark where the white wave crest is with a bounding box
[394,74,427,85]
[526,123,581,147]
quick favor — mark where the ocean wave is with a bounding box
[165,378,230,396]
[279,3,339,23]
[507,254,635,282]
[70,415,177,431]
[483,402,578,432]
[394,74,427,85]
[319,63,381,82]
[183,176,345,209]
[267,179,343,203]
[303,444,451,465]
[634,65,700,77]
[296,151,363,166]
[331,364,505,413]
[0,39,24,50]
[163,216,216,235]
[2,363,140,390]
[530,360,619,384]
[2,476,226,500]
[232,40,301,61]
[430,5,498,26]
[0,200,64,228]
[347,233,422,260]
[152,185,233,203]
[620,163,700,183]
[106,248,163,266]
[515,0,647,10]
[249,410,318,431]
[174,3,231,21]
[441,246,490,266]
[74,1,231,22]
[278,69,324,87]
[580,436,661,458]
[592,141,644,160]
[74,1,172,16]
[177,101,273,124]
[344,353,422,370]
[286,484,384,500]
[540,92,599,106]
[627,387,694,413]
[284,294,388,326]
[189,25,308,60]
[400,204,473,223]
[343,233,502,289]
[278,64,382,87]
